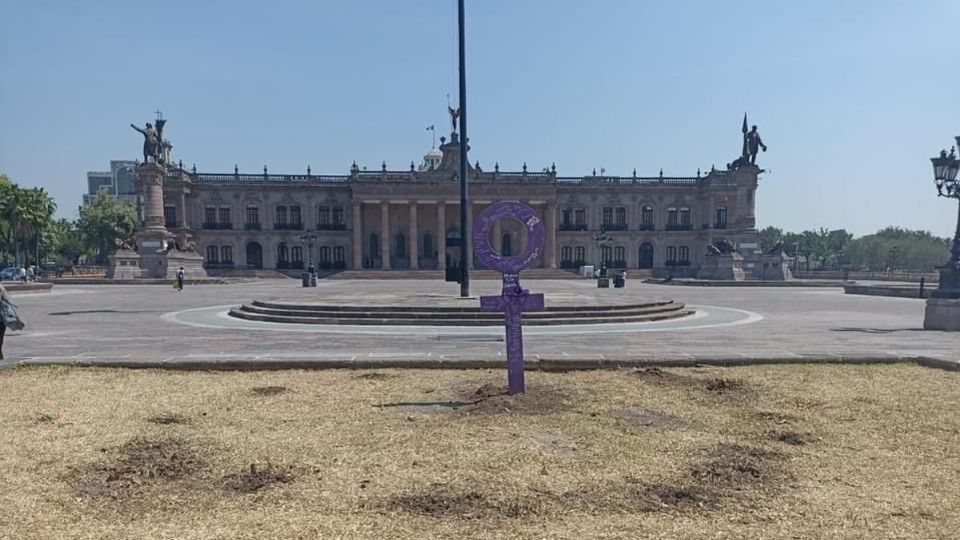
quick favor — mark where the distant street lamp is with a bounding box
[929,143,960,296]
[299,229,318,274]
[594,231,613,275]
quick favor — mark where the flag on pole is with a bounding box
[741,113,748,134]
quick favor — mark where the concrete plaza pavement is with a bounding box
[1,278,958,370]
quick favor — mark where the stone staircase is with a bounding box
[229,298,692,326]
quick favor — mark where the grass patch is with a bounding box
[1,364,959,539]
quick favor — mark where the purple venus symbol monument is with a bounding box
[473,201,546,395]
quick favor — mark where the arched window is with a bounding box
[666,207,679,227]
[641,205,654,229]
[369,233,380,258]
[277,243,289,263]
[423,233,434,258]
[502,234,513,256]
[221,246,233,263]
[206,245,218,263]
[395,233,406,258]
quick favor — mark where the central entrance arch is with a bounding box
[639,243,654,269]
[246,242,263,269]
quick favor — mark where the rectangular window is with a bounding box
[615,246,625,262]
[221,246,233,263]
[561,246,572,262]
[601,245,613,263]
[679,207,691,226]
[666,208,678,226]
[291,246,303,263]
[561,208,572,226]
[666,246,677,263]
[290,205,302,225]
[574,246,585,262]
[318,206,331,225]
[575,208,586,226]
[641,206,654,226]
[246,206,259,224]
[164,206,177,228]
[615,207,626,226]
[206,245,218,263]
[715,207,728,229]
[276,205,287,224]
[679,246,689,264]
[334,246,345,263]
[333,206,344,225]
[218,207,231,225]
[204,206,216,224]
[602,207,613,226]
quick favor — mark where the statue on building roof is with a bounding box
[730,114,767,169]
[448,105,461,133]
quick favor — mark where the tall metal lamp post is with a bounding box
[299,229,318,278]
[924,141,960,330]
[594,231,613,275]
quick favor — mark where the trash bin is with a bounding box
[302,272,311,287]
[597,277,610,288]
[310,274,317,287]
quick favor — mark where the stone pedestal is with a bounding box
[107,249,141,279]
[697,253,746,281]
[753,253,794,281]
[165,250,206,279]
[923,297,960,331]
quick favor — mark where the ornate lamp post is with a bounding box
[299,229,318,276]
[924,141,960,330]
[594,231,613,276]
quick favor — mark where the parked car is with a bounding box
[0,267,23,281]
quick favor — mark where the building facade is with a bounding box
[84,160,138,206]
[156,133,761,275]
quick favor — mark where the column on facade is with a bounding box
[409,202,418,270]
[380,201,391,270]
[437,202,446,268]
[139,165,166,230]
[352,201,362,269]
[179,191,188,228]
[545,201,557,268]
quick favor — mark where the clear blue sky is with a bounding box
[2,0,959,236]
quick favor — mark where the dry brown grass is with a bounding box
[0,363,958,539]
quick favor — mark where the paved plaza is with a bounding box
[2,278,957,370]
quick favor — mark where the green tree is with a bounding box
[77,193,137,264]
[46,218,83,265]
[758,226,783,251]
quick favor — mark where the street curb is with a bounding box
[6,355,958,373]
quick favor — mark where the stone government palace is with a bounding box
[151,127,762,277]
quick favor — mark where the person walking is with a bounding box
[176,266,185,291]
[0,282,25,360]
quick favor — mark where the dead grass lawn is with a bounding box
[0,364,958,539]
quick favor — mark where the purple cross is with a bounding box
[473,201,547,395]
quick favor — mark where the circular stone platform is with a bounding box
[228,290,694,326]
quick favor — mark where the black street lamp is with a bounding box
[299,229,318,275]
[929,143,960,297]
[594,231,613,276]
